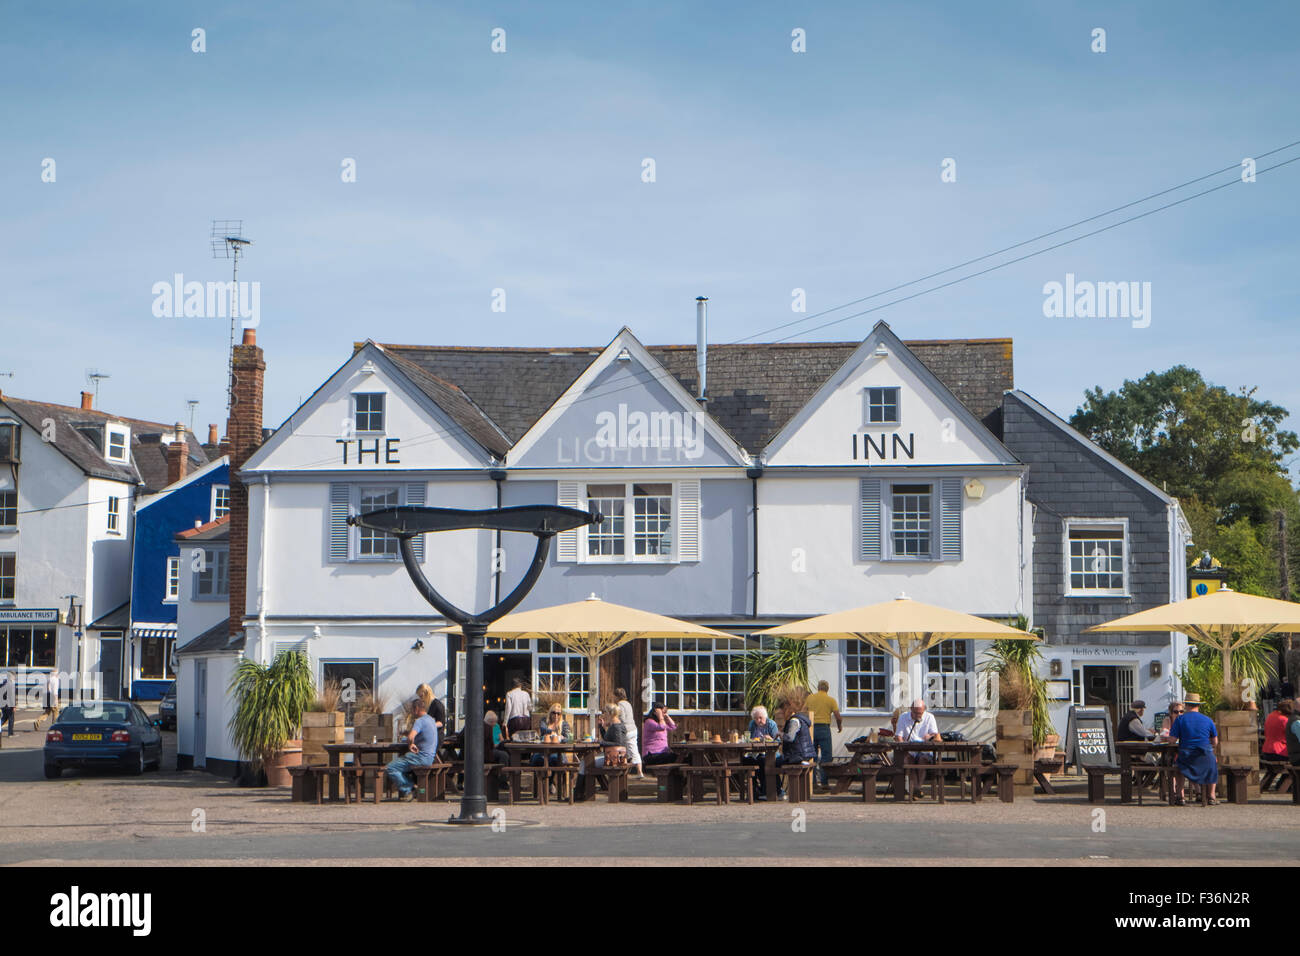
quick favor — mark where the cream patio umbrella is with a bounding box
[758,594,1039,710]
[1084,587,1300,701]
[443,594,737,725]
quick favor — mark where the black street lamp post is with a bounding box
[349,504,600,824]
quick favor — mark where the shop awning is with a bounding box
[131,624,178,639]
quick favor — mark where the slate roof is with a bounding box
[0,395,209,492]
[377,328,1014,455]
[177,618,244,655]
[88,600,131,630]
[382,349,512,458]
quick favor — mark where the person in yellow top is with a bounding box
[804,680,842,789]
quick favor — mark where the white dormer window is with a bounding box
[864,387,900,425]
[105,424,130,463]
[211,485,230,521]
[353,393,385,434]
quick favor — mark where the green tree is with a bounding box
[1069,366,1297,525]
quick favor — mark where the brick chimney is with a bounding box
[226,328,265,639]
[80,391,93,410]
[165,424,189,486]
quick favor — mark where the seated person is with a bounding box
[894,698,941,795]
[742,705,780,799]
[771,694,815,800]
[531,704,574,767]
[384,698,438,802]
[1168,694,1218,805]
[576,705,627,797]
[1117,699,1161,770]
[746,705,778,739]
[640,702,678,767]
[1287,704,1300,767]
[1263,699,1292,762]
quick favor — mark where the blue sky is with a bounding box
[3,0,1298,478]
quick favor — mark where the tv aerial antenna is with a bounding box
[85,369,111,406]
[211,220,252,416]
[186,399,199,433]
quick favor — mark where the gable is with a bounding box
[764,322,1018,468]
[243,346,496,474]
[507,330,751,469]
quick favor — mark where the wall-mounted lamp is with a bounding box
[411,639,424,652]
[616,348,631,362]
[964,478,985,500]
[873,344,889,358]
[1049,658,1063,677]
[1149,660,1162,679]
[312,626,322,640]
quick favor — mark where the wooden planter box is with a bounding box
[995,710,1035,794]
[301,711,344,767]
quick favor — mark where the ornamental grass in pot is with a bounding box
[229,651,315,787]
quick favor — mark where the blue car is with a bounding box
[43,701,163,778]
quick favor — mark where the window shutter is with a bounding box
[328,483,351,562]
[406,482,426,562]
[556,480,582,562]
[859,478,882,561]
[676,479,701,562]
[939,477,963,560]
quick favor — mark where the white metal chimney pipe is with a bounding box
[695,296,708,403]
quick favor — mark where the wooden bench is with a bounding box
[410,763,451,802]
[1270,765,1300,804]
[647,763,687,803]
[1260,758,1293,793]
[972,765,1016,804]
[499,763,580,805]
[681,764,756,805]
[1218,764,1251,805]
[581,765,630,803]
[778,762,814,803]
[1033,755,1065,795]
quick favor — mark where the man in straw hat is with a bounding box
[1166,693,1218,806]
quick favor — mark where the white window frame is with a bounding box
[106,496,121,534]
[884,480,935,561]
[1063,517,1130,597]
[354,484,403,561]
[533,640,590,712]
[165,556,180,602]
[0,488,16,529]
[105,424,130,463]
[864,386,901,426]
[646,637,749,715]
[0,421,20,464]
[841,642,893,715]
[353,392,386,435]
[0,552,14,604]
[923,639,975,713]
[194,548,229,600]
[580,481,676,564]
[211,485,230,521]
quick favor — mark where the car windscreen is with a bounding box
[57,704,131,724]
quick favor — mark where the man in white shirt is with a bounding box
[503,678,532,738]
[894,698,941,797]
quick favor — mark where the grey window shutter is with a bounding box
[939,477,962,560]
[859,478,882,561]
[328,483,351,562]
[676,479,701,562]
[406,482,426,562]
[556,480,582,562]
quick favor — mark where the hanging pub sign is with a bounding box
[1064,705,1116,769]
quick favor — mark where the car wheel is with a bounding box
[128,749,144,776]
[44,764,61,779]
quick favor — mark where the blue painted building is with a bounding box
[127,454,229,699]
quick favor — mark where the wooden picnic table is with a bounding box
[670,739,781,802]
[500,740,602,803]
[842,739,986,802]
[1116,740,1179,804]
[321,742,409,801]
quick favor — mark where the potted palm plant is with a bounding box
[743,638,811,713]
[229,651,315,787]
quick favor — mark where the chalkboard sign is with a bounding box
[1064,706,1117,768]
